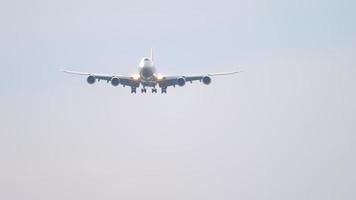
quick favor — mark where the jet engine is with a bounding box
[202,76,212,85]
[111,77,120,86]
[87,75,96,84]
[176,77,186,87]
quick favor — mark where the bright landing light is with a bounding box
[156,74,164,80]
[132,74,140,80]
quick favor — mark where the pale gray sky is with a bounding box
[1,0,356,199]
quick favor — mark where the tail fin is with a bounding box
[150,48,153,61]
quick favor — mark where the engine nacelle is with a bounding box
[87,75,96,84]
[176,77,186,87]
[202,76,212,85]
[111,77,120,87]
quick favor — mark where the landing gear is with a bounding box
[131,87,137,93]
[132,87,162,94]
[161,87,167,94]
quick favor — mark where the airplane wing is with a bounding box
[157,71,241,88]
[62,70,140,87]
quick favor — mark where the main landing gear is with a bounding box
[142,88,158,93]
[131,87,137,93]
[161,87,167,94]
[131,87,165,94]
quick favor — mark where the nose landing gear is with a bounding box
[131,87,137,93]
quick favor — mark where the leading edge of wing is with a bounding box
[207,71,243,76]
[162,71,242,79]
[62,70,90,76]
[62,70,123,77]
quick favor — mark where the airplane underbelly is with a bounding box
[141,80,157,87]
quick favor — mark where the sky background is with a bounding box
[1,0,356,199]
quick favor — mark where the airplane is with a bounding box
[63,49,240,94]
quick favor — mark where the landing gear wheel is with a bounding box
[152,88,157,93]
[141,88,147,93]
[161,87,167,94]
[131,87,137,93]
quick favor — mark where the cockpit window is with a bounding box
[144,58,150,61]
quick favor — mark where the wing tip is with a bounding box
[61,70,76,75]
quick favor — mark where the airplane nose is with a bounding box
[141,67,154,78]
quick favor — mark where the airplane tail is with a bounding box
[150,48,153,61]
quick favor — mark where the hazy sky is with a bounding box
[1,0,355,199]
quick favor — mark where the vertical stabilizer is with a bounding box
[150,48,153,61]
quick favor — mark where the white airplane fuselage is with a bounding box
[139,57,157,87]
